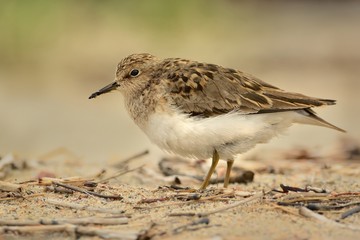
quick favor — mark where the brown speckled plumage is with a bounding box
[102,53,341,131]
[153,57,336,117]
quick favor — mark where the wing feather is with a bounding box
[160,59,335,117]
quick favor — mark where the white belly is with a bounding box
[142,111,298,160]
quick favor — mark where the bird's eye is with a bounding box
[130,69,140,77]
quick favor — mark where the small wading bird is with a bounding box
[89,53,345,189]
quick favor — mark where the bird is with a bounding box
[89,53,345,189]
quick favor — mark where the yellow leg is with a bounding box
[199,149,220,190]
[223,159,234,188]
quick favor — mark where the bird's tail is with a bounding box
[296,108,345,133]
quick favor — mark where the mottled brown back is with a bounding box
[155,58,335,117]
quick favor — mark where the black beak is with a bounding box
[89,82,120,99]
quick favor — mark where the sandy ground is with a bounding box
[1,140,360,240]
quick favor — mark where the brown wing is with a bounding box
[162,60,335,117]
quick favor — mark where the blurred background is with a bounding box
[0,0,359,164]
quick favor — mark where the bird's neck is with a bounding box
[123,87,159,129]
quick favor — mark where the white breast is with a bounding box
[142,110,298,160]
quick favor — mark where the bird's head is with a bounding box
[89,53,157,99]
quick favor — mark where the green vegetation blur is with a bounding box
[0,0,359,161]
[1,1,235,67]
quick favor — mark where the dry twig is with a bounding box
[37,176,94,186]
[44,198,125,214]
[168,213,197,217]
[0,193,44,201]
[138,197,170,204]
[277,193,330,206]
[53,181,123,200]
[0,224,138,239]
[341,206,360,220]
[299,207,360,231]
[45,185,74,194]
[173,217,210,234]
[0,181,22,192]
[112,150,149,169]
[198,191,267,217]
[0,216,128,226]
[97,165,145,183]
[306,201,360,211]
[273,184,327,194]
[135,191,235,210]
